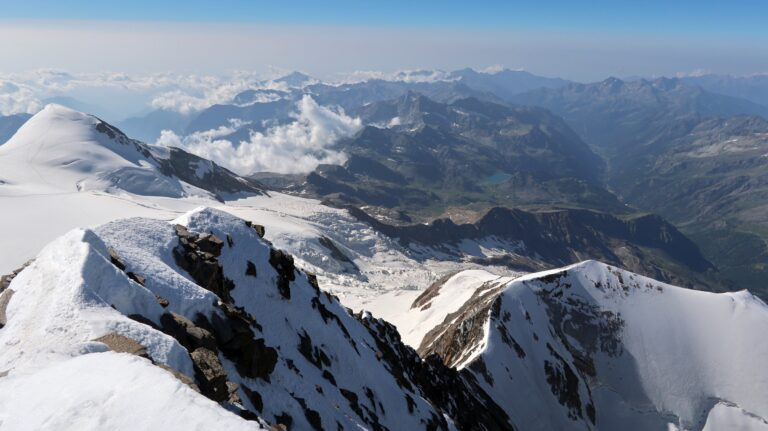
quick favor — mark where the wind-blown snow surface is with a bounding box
[0,104,188,196]
[415,262,768,430]
[0,353,262,431]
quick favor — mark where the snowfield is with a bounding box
[0,353,263,431]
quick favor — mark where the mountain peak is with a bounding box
[274,71,314,87]
[0,106,263,198]
[18,103,94,134]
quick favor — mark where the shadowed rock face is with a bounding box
[158,147,265,200]
[90,114,266,200]
[347,205,718,290]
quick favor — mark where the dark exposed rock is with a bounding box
[357,314,514,431]
[107,214,522,430]
[243,386,264,412]
[159,312,217,352]
[418,281,507,367]
[310,297,357,352]
[108,248,148,286]
[154,294,170,308]
[108,248,127,271]
[195,312,278,381]
[543,356,583,421]
[269,249,296,299]
[273,413,293,430]
[245,220,266,238]
[94,333,149,358]
[195,233,225,257]
[321,369,337,386]
[173,224,235,302]
[246,261,258,277]
[412,272,458,310]
[157,146,265,199]
[293,396,323,430]
[191,347,230,402]
[298,330,331,369]
[340,389,365,422]
[157,312,258,407]
[127,313,159,329]
[127,272,146,286]
[169,223,282,387]
[0,261,32,292]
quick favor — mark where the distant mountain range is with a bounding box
[680,73,768,107]
[0,113,31,145]
[511,77,768,158]
[6,69,768,298]
[510,76,768,297]
[1,95,767,430]
[259,92,624,219]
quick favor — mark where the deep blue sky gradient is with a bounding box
[2,1,767,79]
[3,0,767,36]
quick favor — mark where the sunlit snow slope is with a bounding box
[0,104,261,198]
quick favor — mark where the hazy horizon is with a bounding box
[2,0,768,81]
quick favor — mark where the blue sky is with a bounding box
[1,1,767,80]
[3,0,768,36]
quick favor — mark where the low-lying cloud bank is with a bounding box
[0,70,273,118]
[156,95,361,175]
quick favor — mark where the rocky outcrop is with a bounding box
[0,262,31,330]
[0,261,31,292]
[94,333,150,357]
[93,115,266,200]
[358,313,513,431]
[157,147,265,200]
[173,224,235,302]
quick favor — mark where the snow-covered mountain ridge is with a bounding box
[0,104,263,199]
[0,208,511,430]
[413,262,768,430]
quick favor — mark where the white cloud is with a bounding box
[0,80,42,115]
[675,69,712,78]
[149,73,264,114]
[335,69,454,84]
[156,95,361,175]
[0,70,273,117]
